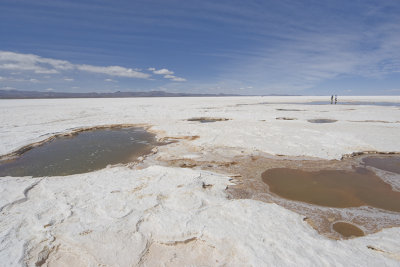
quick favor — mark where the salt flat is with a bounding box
[1,96,400,266]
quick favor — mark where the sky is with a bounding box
[0,0,400,95]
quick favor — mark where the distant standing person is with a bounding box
[335,95,337,104]
[331,95,333,104]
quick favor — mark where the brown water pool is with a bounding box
[0,127,158,177]
[262,167,400,212]
[332,222,364,238]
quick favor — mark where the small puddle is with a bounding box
[0,127,159,177]
[276,117,297,120]
[187,117,229,123]
[308,119,337,123]
[261,167,400,212]
[332,222,364,238]
[276,109,304,111]
[362,156,400,174]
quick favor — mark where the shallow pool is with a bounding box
[262,167,400,212]
[0,127,158,177]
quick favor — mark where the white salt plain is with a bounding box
[1,96,400,266]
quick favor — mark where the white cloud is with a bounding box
[77,64,150,78]
[152,68,174,75]
[0,86,15,90]
[0,51,187,87]
[151,69,186,81]
[46,88,54,91]
[0,76,40,83]
[0,51,72,74]
[0,51,150,79]
[164,74,186,82]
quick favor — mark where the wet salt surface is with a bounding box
[262,167,400,212]
[0,127,158,177]
[363,156,400,174]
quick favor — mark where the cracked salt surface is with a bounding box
[1,96,400,265]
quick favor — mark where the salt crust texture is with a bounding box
[1,96,400,159]
[1,96,400,266]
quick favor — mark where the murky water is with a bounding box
[362,156,400,174]
[332,222,364,238]
[308,119,337,123]
[0,127,158,177]
[262,167,400,212]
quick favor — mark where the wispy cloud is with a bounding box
[0,52,189,88]
[208,3,400,93]
[77,64,149,78]
[0,51,150,79]
[0,76,40,83]
[149,67,186,82]
[0,51,72,74]
[163,74,186,82]
[152,68,174,75]
[0,86,15,90]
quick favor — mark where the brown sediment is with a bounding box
[341,151,400,160]
[332,222,364,238]
[159,135,200,142]
[155,147,400,240]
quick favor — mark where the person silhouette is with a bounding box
[335,95,337,104]
[331,95,333,104]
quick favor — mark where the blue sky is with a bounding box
[0,0,400,95]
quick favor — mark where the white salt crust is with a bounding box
[1,96,400,266]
